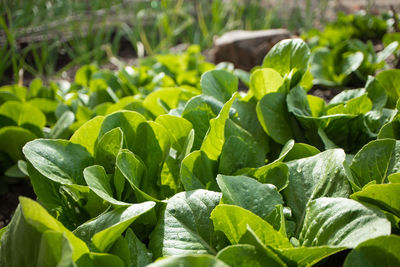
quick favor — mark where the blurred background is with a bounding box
[0,0,398,85]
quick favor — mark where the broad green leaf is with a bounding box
[182,95,221,149]
[0,101,46,133]
[143,87,196,117]
[36,231,75,267]
[70,116,105,156]
[201,69,238,102]
[326,94,372,115]
[131,121,171,197]
[237,226,287,265]
[217,244,285,267]
[147,255,229,267]
[248,162,289,191]
[350,139,400,187]
[76,252,125,267]
[83,165,130,206]
[23,139,94,185]
[211,204,292,248]
[115,150,158,202]
[125,228,152,267]
[279,140,320,162]
[250,68,284,99]
[299,197,391,248]
[0,126,36,161]
[0,197,89,267]
[376,69,400,108]
[155,115,193,154]
[257,92,293,144]
[75,65,98,87]
[217,175,283,220]
[0,85,26,103]
[262,39,310,82]
[48,111,75,139]
[201,93,237,161]
[351,183,400,218]
[27,98,58,115]
[365,76,388,110]
[218,135,265,175]
[99,111,146,150]
[95,127,123,173]
[276,246,346,267]
[283,149,352,232]
[149,190,226,257]
[378,119,400,140]
[74,201,155,252]
[343,235,400,267]
[389,173,400,183]
[307,95,325,117]
[180,150,218,191]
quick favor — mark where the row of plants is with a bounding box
[1,37,399,266]
[303,11,400,87]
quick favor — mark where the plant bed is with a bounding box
[1,36,400,266]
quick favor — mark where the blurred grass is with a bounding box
[0,0,336,83]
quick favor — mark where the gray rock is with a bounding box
[209,29,292,70]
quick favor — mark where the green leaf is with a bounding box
[201,69,238,102]
[155,115,193,154]
[211,204,292,248]
[99,111,146,150]
[201,93,237,161]
[75,65,98,87]
[0,101,46,132]
[125,228,152,267]
[250,68,284,100]
[247,162,289,192]
[131,121,171,197]
[95,128,123,173]
[218,135,265,175]
[76,252,125,267]
[74,201,155,252]
[262,39,310,82]
[388,173,400,183]
[149,190,225,257]
[283,149,352,232]
[299,197,391,248]
[216,175,283,220]
[376,69,400,108]
[48,111,75,139]
[350,139,400,187]
[351,183,400,218]
[180,150,218,191]
[70,116,105,156]
[257,92,293,145]
[83,165,130,206]
[343,235,400,267]
[182,95,221,149]
[147,255,229,267]
[0,197,89,267]
[23,139,94,185]
[0,126,36,161]
[115,150,158,202]
[276,246,346,267]
[143,87,196,117]
[217,244,286,267]
[36,231,75,267]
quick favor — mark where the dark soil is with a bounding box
[0,180,35,229]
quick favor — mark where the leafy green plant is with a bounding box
[1,38,400,266]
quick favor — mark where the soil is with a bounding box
[0,180,35,229]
